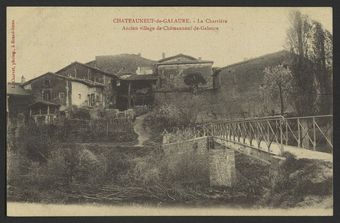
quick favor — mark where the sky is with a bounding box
[7,7,332,82]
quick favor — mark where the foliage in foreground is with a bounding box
[8,144,265,206]
[8,141,332,208]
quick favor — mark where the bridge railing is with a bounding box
[283,115,333,152]
[163,115,333,154]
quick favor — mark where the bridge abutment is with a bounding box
[268,158,284,187]
[208,138,236,187]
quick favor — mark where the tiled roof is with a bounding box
[157,53,213,65]
[21,72,55,86]
[158,53,197,63]
[157,60,213,65]
[90,54,156,76]
[56,61,119,79]
[22,72,105,88]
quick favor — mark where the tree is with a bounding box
[183,72,207,94]
[263,65,293,115]
[286,10,333,115]
[286,10,317,116]
[307,21,333,114]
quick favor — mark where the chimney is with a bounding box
[162,52,166,59]
[198,57,202,60]
[137,53,141,57]
[21,75,26,83]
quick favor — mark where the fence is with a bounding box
[25,117,135,143]
[61,118,134,142]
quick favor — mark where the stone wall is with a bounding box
[209,143,236,187]
[154,51,295,119]
[157,63,213,91]
[162,137,210,184]
[162,137,237,187]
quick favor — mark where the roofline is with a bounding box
[158,53,198,63]
[21,72,55,86]
[29,100,61,107]
[95,54,157,63]
[22,72,106,88]
[156,60,213,66]
[56,61,119,79]
[86,60,96,65]
[215,50,289,73]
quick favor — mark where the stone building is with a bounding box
[22,62,119,110]
[86,54,156,110]
[155,54,214,91]
[55,62,119,108]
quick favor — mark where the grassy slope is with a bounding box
[213,50,293,117]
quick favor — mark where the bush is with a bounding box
[69,106,91,120]
[10,121,59,162]
[143,104,192,133]
[260,154,333,208]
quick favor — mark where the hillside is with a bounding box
[87,54,156,76]
[217,50,292,93]
[212,50,294,118]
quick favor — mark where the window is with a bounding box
[78,94,81,99]
[88,93,95,106]
[90,94,95,106]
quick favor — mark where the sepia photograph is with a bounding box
[6,7,333,216]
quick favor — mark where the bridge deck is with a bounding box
[214,136,332,163]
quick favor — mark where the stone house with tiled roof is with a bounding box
[155,54,214,91]
[22,62,119,110]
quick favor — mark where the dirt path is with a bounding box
[133,113,151,146]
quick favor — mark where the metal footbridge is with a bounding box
[163,115,333,164]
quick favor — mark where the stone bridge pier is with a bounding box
[208,137,237,187]
[162,136,282,187]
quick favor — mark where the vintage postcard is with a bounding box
[6,7,333,216]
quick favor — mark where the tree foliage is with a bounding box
[286,10,333,115]
[263,65,294,115]
[183,72,207,94]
